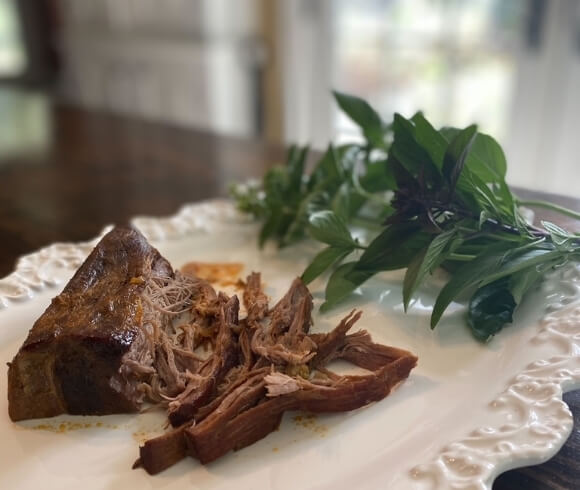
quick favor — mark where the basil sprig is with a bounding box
[231,91,580,342]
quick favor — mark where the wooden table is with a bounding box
[0,105,578,489]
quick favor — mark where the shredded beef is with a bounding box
[167,295,239,427]
[137,276,417,473]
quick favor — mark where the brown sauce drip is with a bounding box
[180,261,244,287]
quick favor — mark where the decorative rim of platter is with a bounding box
[1,198,578,490]
[410,264,580,489]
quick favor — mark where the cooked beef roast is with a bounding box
[8,228,418,474]
[7,226,173,421]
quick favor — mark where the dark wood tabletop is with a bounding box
[0,104,578,489]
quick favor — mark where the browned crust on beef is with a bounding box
[7,226,172,421]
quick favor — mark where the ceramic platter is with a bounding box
[1,200,579,490]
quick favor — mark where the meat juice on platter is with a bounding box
[7,227,417,474]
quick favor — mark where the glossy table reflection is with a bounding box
[0,104,578,489]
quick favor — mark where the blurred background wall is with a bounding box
[0,0,578,196]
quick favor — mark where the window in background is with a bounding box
[0,0,26,77]
[57,0,264,138]
[0,88,49,159]
[332,0,527,143]
[280,0,580,197]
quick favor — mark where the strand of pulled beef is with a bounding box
[167,294,239,427]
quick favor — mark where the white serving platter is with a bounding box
[0,199,578,490]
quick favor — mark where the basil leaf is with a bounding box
[468,264,546,341]
[282,189,326,246]
[457,167,502,218]
[308,210,356,248]
[358,223,431,271]
[391,114,441,182]
[478,247,560,287]
[320,262,375,312]
[301,246,352,285]
[389,154,419,192]
[259,206,282,247]
[402,248,427,311]
[431,241,516,328]
[496,180,515,214]
[410,112,448,169]
[309,144,343,189]
[541,220,576,250]
[509,266,545,304]
[440,128,507,183]
[331,182,352,221]
[442,124,477,193]
[432,243,559,328]
[513,202,529,231]
[287,145,309,192]
[332,91,386,148]
[468,278,516,342]
[403,229,457,311]
[359,159,396,192]
[472,133,508,179]
[263,167,287,206]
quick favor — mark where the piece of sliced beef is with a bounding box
[264,354,417,412]
[194,366,270,422]
[185,369,281,463]
[136,422,192,475]
[7,226,173,421]
[339,330,416,371]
